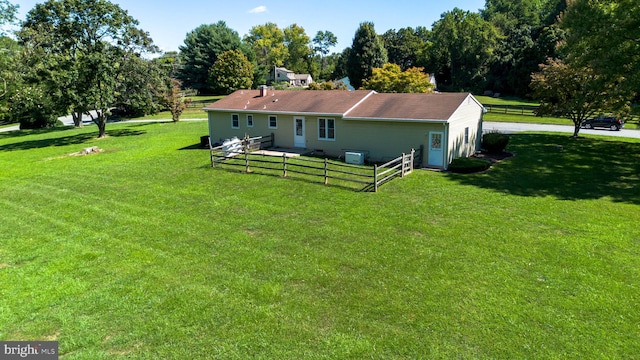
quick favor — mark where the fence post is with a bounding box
[373,164,378,192]
[401,152,406,177]
[410,149,415,172]
[270,132,275,148]
[283,153,287,177]
[210,149,215,168]
[324,158,328,185]
[244,142,250,173]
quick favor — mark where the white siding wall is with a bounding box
[445,94,484,168]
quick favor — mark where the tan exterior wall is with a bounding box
[208,111,295,147]
[319,119,442,166]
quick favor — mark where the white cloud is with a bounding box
[248,6,267,14]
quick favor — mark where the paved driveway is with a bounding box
[484,122,640,139]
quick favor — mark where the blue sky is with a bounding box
[14,0,486,54]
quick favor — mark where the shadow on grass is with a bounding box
[0,125,76,139]
[0,129,146,152]
[211,164,371,192]
[446,134,640,205]
[179,143,207,150]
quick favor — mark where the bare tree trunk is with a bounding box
[72,111,83,128]
[97,114,107,138]
[573,122,581,138]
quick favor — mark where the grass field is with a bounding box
[1,122,640,358]
[475,95,540,107]
[127,95,223,120]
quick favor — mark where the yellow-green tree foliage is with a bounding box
[362,63,434,93]
[208,49,254,95]
[307,80,348,90]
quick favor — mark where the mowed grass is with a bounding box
[1,122,639,358]
[475,95,540,107]
[125,95,224,121]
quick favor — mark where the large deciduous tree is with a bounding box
[283,24,311,75]
[347,22,387,89]
[430,8,500,93]
[381,27,431,71]
[481,0,566,97]
[312,30,337,79]
[530,58,631,137]
[0,36,20,122]
[244,22,288,69]
[208,49,254,95]
[561,0,640,98]
[362,63,434,93]
[0,0,16,31]
[178,21,243,94]
[19,0,157,137]
[244,22,288,86]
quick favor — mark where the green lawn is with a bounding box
[1,123,639,358]
[127,95,223,120]
[475,95,540,107]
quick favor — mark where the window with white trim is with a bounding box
[231,114,239,129]
[268,115,277,129]
[318,118,335,140]
[464,127,469,144]
[247,114,254,128]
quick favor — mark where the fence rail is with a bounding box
[484,104,538,116]
[484,104,640,124]
[209,134,417,192]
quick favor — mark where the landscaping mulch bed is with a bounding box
[474,151,514,164]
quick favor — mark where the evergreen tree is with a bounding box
[346,22,387,89]
[179,21,243,94]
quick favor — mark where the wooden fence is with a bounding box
[372,150,415,192]
[484,104,640,124]
[484,104,539,116]
[210,135,418,192]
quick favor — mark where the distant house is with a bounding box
[204,89,485,169]
[268,67,313,87]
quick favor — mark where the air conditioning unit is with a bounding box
[345,151,364,165]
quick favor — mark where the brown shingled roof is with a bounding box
[204,90,479,121]
[344,92,471,121]
[204,89,373,115]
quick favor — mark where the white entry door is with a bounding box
[294,117,305,148]
[428,131,444,167]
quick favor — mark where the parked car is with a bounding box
[581,116,624,131]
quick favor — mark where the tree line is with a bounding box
[0,0,637,137]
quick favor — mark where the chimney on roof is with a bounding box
[259,85,268,97]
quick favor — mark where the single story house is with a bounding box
[268,67,313,87]
[204,88,485,169]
